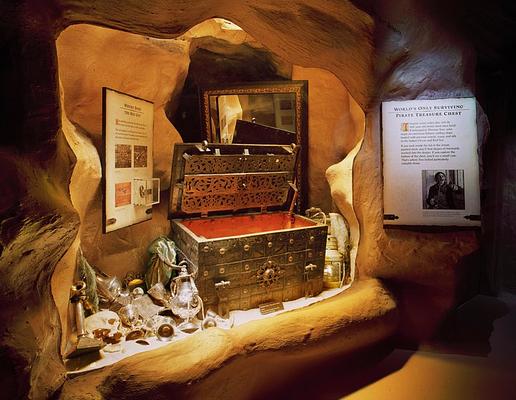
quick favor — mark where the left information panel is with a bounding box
[103,88,154,233]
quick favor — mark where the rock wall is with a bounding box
[500,136,516,287]
[349,0,484,339]
[56,24,188,278]
[55,20,363,285]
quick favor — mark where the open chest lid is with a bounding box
[168,142,299,219]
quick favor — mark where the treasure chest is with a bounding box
[168,142,327,316]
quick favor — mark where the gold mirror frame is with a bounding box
[199,80,308,211]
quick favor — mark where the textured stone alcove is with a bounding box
[0,1,493,398]
[53,18,366,361]
[55,20,364,278]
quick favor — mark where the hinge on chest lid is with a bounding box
[195,141,211,152]
[201,211,208,218]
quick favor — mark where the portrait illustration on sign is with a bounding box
[422,169,465,210]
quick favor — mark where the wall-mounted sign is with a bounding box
[102,88,158,233]
[382,97,480,226]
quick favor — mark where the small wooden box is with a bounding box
[168,143,327,315]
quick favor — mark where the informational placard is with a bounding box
[102,88,155,233]
[382,98,480,226]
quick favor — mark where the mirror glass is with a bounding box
[208,92,297,143]
[199,81,308,210]
[200,81,307,144]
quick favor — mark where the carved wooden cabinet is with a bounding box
[168,143,327,315]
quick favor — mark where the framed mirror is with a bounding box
[199,80,308,211]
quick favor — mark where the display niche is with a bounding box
[55,19,364,375]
